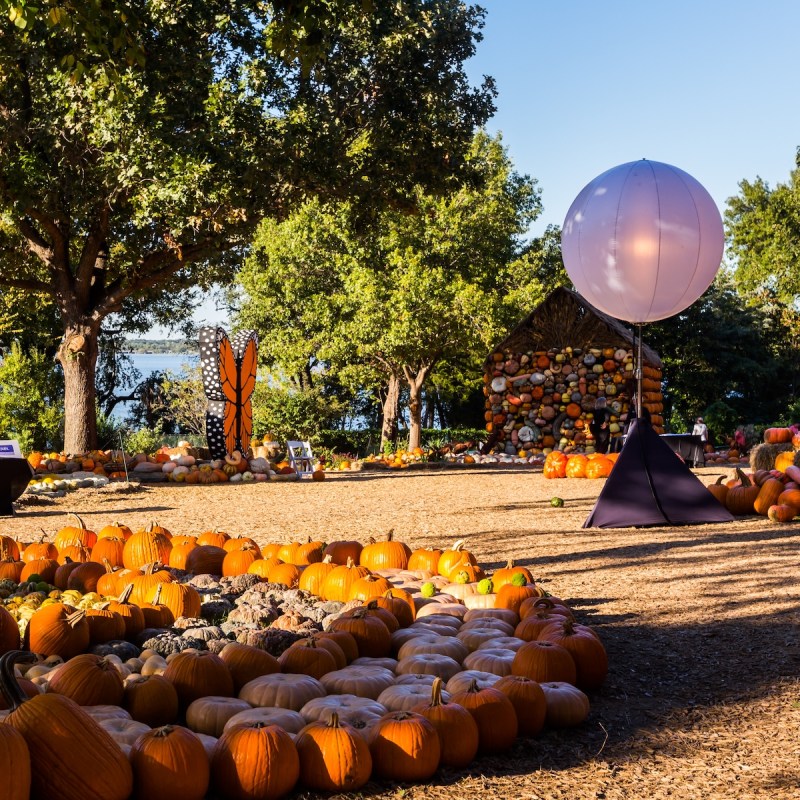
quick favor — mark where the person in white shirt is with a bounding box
[692,417,708,443]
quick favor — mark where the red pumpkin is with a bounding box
[767,503,797,523]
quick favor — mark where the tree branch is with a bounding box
[24,207,65,254]
[0,275,53,293]
[94,236,233,318]
[16,217,54,263]
[75,204,110,303]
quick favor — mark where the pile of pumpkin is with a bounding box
[707,464,800,522]
[27,446,324,487]
[0,522,607,799]
[363,447,431,469]
[484,344,664,457]
[542,450,618,479]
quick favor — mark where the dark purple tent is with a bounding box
[583,419,733,528]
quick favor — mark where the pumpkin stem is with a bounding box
[322,554,333,564]
[67,609,86,628]
[430,676,444,707]
[68,512,85,529]
[345,556,354,568]
[118,583,134,603]
[153,583,163,604]
[533,598,555,611]
[735,468,752,487]
[328,712,340,729]
[452,539,465,551]
[153,725,175,738]
[467,678,479,693]
[0,651,36,712]
[102,558,114,574]
[386,529,394,542]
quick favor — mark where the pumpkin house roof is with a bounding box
[489,286,662,368]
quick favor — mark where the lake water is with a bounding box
[113,352,196,421]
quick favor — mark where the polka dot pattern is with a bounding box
[198,326,259,459]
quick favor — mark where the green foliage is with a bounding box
[157,367,207,436]
[701,401,739,446]
[726,152,800,303]
[238,131,543,446]
[0,0,496,451]
[122,424,166,456]
[649,273,790,430]
[251,375,349,445]
[95,408,126,451]
[0,342,63,451]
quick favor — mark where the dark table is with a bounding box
[0,458,34,515]
[659,434,705,467]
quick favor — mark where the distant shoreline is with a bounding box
[123,339,194,355]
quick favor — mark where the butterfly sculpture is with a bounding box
[199,327,259,459]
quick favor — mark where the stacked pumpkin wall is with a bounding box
[483,289,664,455]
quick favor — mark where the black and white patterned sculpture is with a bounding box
[199,326,259,459]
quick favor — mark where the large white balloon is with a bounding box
[561,160,724,323]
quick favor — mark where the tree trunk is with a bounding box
[423,390,436,428]
[404,364,430,452]
[380,372,401,447]
[57,321,100,453]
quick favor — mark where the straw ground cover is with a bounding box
[8,466,800,800]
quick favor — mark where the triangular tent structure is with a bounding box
[583,419,733,528]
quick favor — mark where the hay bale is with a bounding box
[749,442,794,472]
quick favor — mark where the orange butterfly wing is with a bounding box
[217,333,258,455]
[237,337,258,454]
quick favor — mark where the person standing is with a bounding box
[589,397,611,454]
[692,417,709,444]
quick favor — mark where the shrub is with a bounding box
[0,342,64,451]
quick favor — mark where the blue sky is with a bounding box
[467,0,800,235]
[170,0,800,334]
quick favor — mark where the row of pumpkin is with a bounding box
[707,465,800,521]
[542,450,617,479]
[0,525,605,800]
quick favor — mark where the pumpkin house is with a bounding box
[484,287,663,455]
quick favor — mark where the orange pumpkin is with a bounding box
[585,456,613,479]
[774,450,795,472]
[764,427,793,444]
[565,455,587,478]
[543,451,567,479]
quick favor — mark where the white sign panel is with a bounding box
[0,440,23,458]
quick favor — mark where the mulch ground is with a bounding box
[10,466,800,800]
